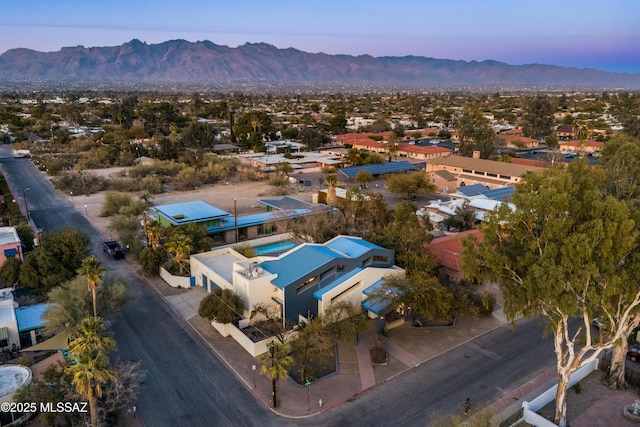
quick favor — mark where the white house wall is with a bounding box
[317,267,404,316]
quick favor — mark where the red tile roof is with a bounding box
[398,144,450,154]
[425,229,483,272]
[559,140,604,148]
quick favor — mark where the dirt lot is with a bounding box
[78,167,322,238]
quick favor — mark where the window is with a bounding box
[499,175,511,180]
[462,169,472,173]
[473,170,485,175]
[331,281,362,303]
[296,276,317,294]
[373,255,388,262]
[487,173,497,178]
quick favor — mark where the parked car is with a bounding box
[627,345,640,362]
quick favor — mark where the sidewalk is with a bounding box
[140,273,529,420]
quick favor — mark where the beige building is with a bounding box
[426,154,545,193]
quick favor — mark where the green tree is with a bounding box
[457,109,496,158]
[259,341,293,408]
[19,228,89,295]
[138,247,167,276]
[67,348,115,427]
[329,111,347,134]
[322,301,369,343]
[68,317,116,355]
[372,200,432,273]
[598,134,640,200]
[180,121,218,152]
[235,111,273,151]
[367,273,454,323]
[165,233,193,275]
[354,170,374,189]
[77,256,104,319]
[442,200,477,231]
[289,318,333,384]
[461,160,640,426]
[145,219,164,249]
[385,171,435,200]
[67,317,116,427]
[521,96,556,139]
[44,275,131,332]
[300,128,330,150]
[0,257,21,288]
[198,288,245,324]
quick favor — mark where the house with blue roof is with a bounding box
[149,196,331,245]
[191,235,404,328]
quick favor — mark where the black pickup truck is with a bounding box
[103,241,125,260]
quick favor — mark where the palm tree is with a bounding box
[77,256,104,319]
[145,219,163,249]
[68,317,116,355]
[258,341,293,408]
[68,348,115,427]
[165,233,193,275]
[67,317,116,427]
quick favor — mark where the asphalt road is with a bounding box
[1,147,558,426]
[308,317,555,426]
[0,150,281,426]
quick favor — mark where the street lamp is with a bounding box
[22,188,30,222]
[251,364,256,388]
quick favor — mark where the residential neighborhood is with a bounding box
[0,87,639,427]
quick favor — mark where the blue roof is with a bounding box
[313,268,364,300]
[456,185,515,201]
[339,161,418,179]
[15,304,49,332]
[325,236,384,258]
[481,186,515,201]
[153,201,231,225]
[260,245,342,289]
[361,278,394,315]
[457,184,488,197]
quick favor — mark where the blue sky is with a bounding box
[1,0,638,73]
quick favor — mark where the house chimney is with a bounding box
[472,150,480,159]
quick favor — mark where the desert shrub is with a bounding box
[107,177,142,192]
[139,247,166,276]
[172,167,202,191]
[128,160,184,179]
[141,176,163,194]
[53,171,108,194]
[101,192,133,217]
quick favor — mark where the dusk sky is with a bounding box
[1,0,638,73]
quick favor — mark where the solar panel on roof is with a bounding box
[457,184,487,197]
[481,186,515,201]
[339,161,418,179]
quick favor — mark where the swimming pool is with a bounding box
[254,241,297,256]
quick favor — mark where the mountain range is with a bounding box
[1,39,639,90]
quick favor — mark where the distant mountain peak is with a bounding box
[0,39,637,90]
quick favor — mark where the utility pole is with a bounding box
[234,198,238,243]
